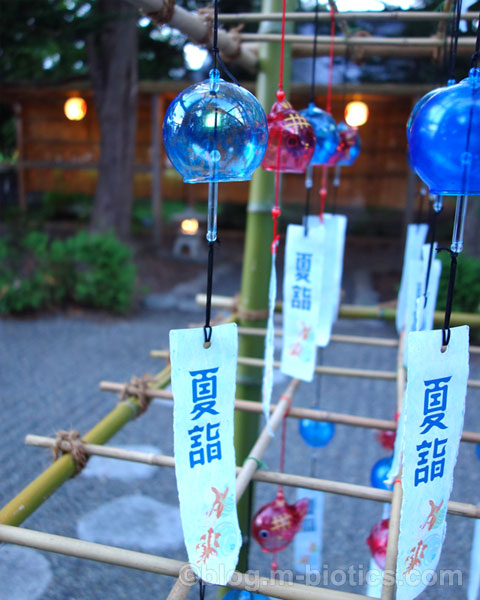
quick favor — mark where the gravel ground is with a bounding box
[0,235,478,600]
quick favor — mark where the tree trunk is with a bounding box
[87,0,138,238]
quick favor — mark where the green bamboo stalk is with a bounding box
[233,0,294,574]
[0,366,171,527]
[338,304,480,329]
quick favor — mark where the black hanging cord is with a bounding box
[211,0,240,85]
[423,200,442,308]
[437,249,458,347]
[204,241,215,345]
[199,580,206,600]
[470,10,480,68]
[309,0,320,105]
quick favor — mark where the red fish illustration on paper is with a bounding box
[366,518,389,570]
[207,486,229,519]
[252,489,309,553]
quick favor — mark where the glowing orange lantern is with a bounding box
[64,97,87,121]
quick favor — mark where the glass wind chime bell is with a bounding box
[262,91,316,173]
[408,66,480,254]
[163,69,268,184]
[163,68,268,242]
[328,123,361,167]
[300,102,339,165]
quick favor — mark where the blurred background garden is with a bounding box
[1,0,479,319]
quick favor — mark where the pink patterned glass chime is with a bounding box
[262,91,316,174]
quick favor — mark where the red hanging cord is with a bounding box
[278,0,287,94]
[326,6,335,114]
[319,6,336,220]
[271,0,287,254]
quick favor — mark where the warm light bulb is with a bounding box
[345,101,368,127]
[180,218,199,235]
[64,97,87,121]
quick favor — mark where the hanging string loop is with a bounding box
[437,247,459,348]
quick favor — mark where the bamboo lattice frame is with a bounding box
[1,301,479,600]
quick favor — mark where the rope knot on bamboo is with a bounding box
[52,430,89,477]
[146,0,176,25]
[234,293,270,322]
[120,373,153,416]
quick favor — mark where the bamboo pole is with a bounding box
[195,294,480,329]
[0,524,371,600]
[167,567,197,600]
[218,11,479,23]
[98,381,480,444]
[238,33,478,48]
[236,327,480,354]
[236,379,300,500]
[0,366,171,526]
[381,333,406,599]
[25,435,480,518]
[289,41,475,59]
[125,0,257,72]
[238,326,400,347]
[151,351,480,388]
[151,349,397,380]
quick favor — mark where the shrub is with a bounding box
[65,231,136,313]
[437,252,480,314]
[0,231,136,315]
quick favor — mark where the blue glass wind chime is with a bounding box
[407,1,479,347]
[163,3,268,348]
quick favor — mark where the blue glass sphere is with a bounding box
[163,69,268,183]
[406,80,455,142]
[299,419,335,447]
[337,122,361,166]
[223,591,271,600]
[370,456,393,490]
[408,67,480,195]
[300,102,339,165]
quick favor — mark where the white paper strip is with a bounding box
[396,224,429,333]
[467,506,480,600]
[262,252,277,434]
[305,214,347,346]
[396,326,469,600]
[281,224,323,382]
[170,323,242,585]
[293,488,324,575]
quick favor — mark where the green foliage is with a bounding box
[65,231,136,312]
[0,231,136,315]
[0,0,184,84]
[42,191,93,221]
[437,253,480,314]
